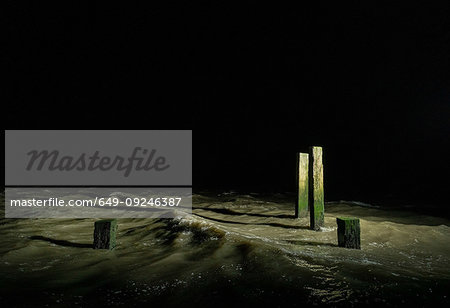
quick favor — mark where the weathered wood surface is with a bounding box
[295,153,309,218]
[309,146,324,230]
[93,219,118,249]
[336,217,361,249]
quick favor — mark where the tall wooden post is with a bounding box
[295,153,309,218]
[309,146,324,230]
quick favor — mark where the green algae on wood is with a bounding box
[309,146,324,230]
[336,217,360,249]
[295,153,309,218]
[93,219,118,250]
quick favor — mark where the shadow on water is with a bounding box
[285,239,338,247]
[192,207,295,219]
[29,236,93,248]
[193,213,310,230]
[326,202,450,226]
[194,203,450,227]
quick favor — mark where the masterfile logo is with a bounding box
[25,147,170,177]
[5,130,192,186]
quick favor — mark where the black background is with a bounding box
[4,2,450,212]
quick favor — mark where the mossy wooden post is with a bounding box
[295,153,309,218]
[336,217,361,249]
[93,219,118,249]
[309,146,324,230]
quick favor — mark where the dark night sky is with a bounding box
[4,2,450,211]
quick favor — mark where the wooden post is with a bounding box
[93,219,118,249]
[336,217,361,249]
[309,146,324,230]
[295,153,309,218]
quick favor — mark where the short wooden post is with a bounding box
[295,153,309,218]
[336,217,360,249]
[309,146,324,230]
[93,219,118,249]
